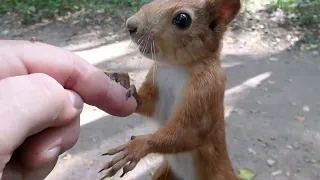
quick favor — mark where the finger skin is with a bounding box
[0,74,81,155]
[2,154,58,180]
[0,40,137,116]
[18,116,80,169]
[0,74,83,179]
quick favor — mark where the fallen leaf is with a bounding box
[58,152,67,160]
[303,105,310,112]
[272,170,283,176]
[267,80,275,84]
[295,114,305,122]
[267,159,276,166]
[292,142,300,149]
[249,109,260,113]
[233,108,244,115]
[310,44,318,49]
[248,148,257,155]
[62,153,72,160]
[286,145,293,149]
[269,57,279,61]
[290,102,297,106]
[237,168,255,180]
[304,156,319,164]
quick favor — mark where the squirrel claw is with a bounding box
[126,85,142,105]
[99,151,129,178]
[120,171,126,178]
[120,161,138,178]
[126,85,136,99]
[99,136,149,179]
[102,144,128,156]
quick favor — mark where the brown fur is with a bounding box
[101,0,241,179]
[134,65,159,117]
[152,160,177,180]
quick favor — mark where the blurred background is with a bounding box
[0,0,319,180]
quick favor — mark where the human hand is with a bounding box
[0,40,137,180]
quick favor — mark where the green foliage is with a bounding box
[237,168,255,180]
[269,0,320,26]
[0,0,150,25]
[242,0,320,26]
[0,4,8,14]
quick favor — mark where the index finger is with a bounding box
[0,40,137,116]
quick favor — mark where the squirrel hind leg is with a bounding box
[152,160,180,180]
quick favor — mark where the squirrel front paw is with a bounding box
[104,72,142,106]
[126,85,142,105]
[99,135,151,179]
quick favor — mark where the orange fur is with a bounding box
[152,160,177,180]
[135,65,159,117]
[100,0,241,179]
[141,60,237,180]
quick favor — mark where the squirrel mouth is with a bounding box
[138,44,152,54]
[130,32,157,58]
[137,39,156,57]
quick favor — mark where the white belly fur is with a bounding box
[152,63,196,180]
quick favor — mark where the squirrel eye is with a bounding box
[172,12,192,29]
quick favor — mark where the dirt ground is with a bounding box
[1,7,320,180]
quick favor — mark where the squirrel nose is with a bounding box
[126,19,138,34]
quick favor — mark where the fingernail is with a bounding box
[46,147,61,161]
[67,90,83,109]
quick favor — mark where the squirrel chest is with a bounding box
[152,64,188,124]
[152,64,196,180]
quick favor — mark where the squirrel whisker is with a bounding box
[136,36,144,49]
[151,39,157,86]
[141,35,150,56]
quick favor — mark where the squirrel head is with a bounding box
[126,0,241,65]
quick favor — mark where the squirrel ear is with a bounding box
[211,0,241,25]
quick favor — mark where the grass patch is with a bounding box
[242,0,320,27]
[0,0,150,25]
[268,0,320,26]
[268,0,320,50]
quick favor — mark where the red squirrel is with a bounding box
[100,0,241,179]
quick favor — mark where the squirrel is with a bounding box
[100,0,241,179]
